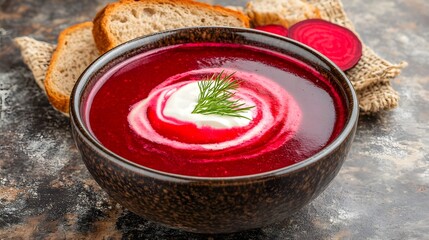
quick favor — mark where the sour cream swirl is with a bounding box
[128,68,302,162]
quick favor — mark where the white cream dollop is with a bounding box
[162,81,253,129]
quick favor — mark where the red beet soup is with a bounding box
[84,43,346,177]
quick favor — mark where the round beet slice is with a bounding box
[255,24,288,37]
[288,19,362,71]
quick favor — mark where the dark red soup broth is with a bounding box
[85,43,346,177]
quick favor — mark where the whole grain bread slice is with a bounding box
[93,0,250,53]
[44,22,99,115]
[246,0,320,28]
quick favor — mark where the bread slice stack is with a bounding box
[26,0,249,115]
[16,0,322,116]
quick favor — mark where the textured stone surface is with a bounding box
[0,0,428,239]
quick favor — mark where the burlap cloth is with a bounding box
[14,0,406,115]
[309,0,407,114]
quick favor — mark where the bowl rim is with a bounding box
[70,26,359,182]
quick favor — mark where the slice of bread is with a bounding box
[246,0,320,28]
[93,0,250,53]
[44,22,99,115]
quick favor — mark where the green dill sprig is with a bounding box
[191,71,254,119]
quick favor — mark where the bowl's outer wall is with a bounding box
[72,120,356,233]
[70,27,358,233]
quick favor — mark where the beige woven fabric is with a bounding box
[308,0,407,113]
[14,0,405,114]
[13,37,56,92]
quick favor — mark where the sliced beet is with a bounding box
[255,24,288,37]
[288,19,362,71]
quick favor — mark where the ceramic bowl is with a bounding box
[70,27,358,233]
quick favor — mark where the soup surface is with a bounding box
[86,43,346,177]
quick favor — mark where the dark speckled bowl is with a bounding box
[70,27,358,233]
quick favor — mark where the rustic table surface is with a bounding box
[1,0,428,239]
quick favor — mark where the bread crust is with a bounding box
[44,22,93,115]
[93,0,250,53]
[92,5,112,54]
